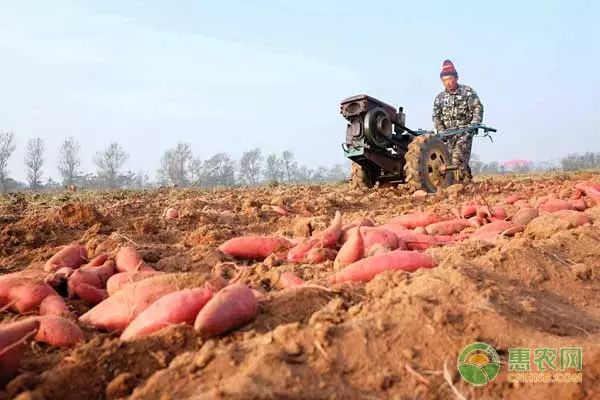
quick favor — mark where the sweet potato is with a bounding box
[361,227,400,255]
[460,204,478,218]
[305,247,337,264]
[28,316,84,347]
[68,258,115,301]
[287,238,319,262]
[71,283,107,304]
[425,219,472,236]
[194,284,258,338]
[471,221,523,243]
[504,194,522,205]
[511,207,538,226]
[79,273,209,332]
[0,319,40,386]
[341,218,374,242]
[388,229,454,250]
[43,244,88,272]
[39,295,70,317]
[569,198,586,211]
[551,210,591,226]
[387,212,443,229]
[575,181,600,205]
[163,207,179,220]
[330,250,436,283]
[316,211,342,248]
[279,272,305,288]
[121,288,213,340]
[6,282,58,314]
[335,226,365,267]
[115,246,156,272]
[106,271,163,296]
[219,236,292,261]
[476,206,507,221]
[539,199,572,213]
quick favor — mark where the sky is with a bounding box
[0,0,598,182]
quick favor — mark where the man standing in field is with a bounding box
[432,59,484,181]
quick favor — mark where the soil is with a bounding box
[1,172,600,400]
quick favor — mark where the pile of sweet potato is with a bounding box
[0,245,258,386]
[1,178,598,387]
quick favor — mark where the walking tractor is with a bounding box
[340,94,497,192]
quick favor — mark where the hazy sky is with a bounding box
[1,1,598,182]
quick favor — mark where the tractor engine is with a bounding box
[341,94,408,150]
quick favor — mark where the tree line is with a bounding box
[0,131,349,192]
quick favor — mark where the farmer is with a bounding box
[432,59,484,181]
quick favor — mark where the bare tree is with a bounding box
[202,153,235,188]
[25,138,45,189]
[0,130,16,192]
[264,153,284,183]
[238,148,263,185]
[93,142,128,188]
[158,142,193,186]
[58,137,81,186]
[189,157,203,186]
[281,150,298,182]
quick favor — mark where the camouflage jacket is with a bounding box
[432,84,484,132]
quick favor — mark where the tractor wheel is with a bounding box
[404,135,454,193]
[350,163,378,188]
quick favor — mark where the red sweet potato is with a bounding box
[115,246,156,272]
[335,226,365,267]
[389,229,454,250]
[29,316,84,347]
[39,295,70,317]
[569,198,587,211]
[470,221,523,244]
[504,194,523,205]
[79,273,208,332]
[388,212,444,229]
[330,250,437,283]
[121,288,213,340]
[0,319,40,386]
[163,207,179,220]
[6,282,58,314]
[361,227,400,256]
[575,181,600,205]
[425,219,472,236]
[68,259,115,299]
[539,198,572,213]
[341,218,375,242]
[194,284,258,338]
[476,206,508,221]
[461,204,478,218]
[316,211,342,248]
[279,272,305,289]
[43,244,88,272]
[287,238,319,262]
[305,247,338,264]
[219,236,292,261]
[106,270,163,296]
[71,283,107,304]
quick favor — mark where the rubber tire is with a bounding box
[404,135,454,193]
[350,163,378,188]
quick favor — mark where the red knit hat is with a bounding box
[440,59,458,78]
